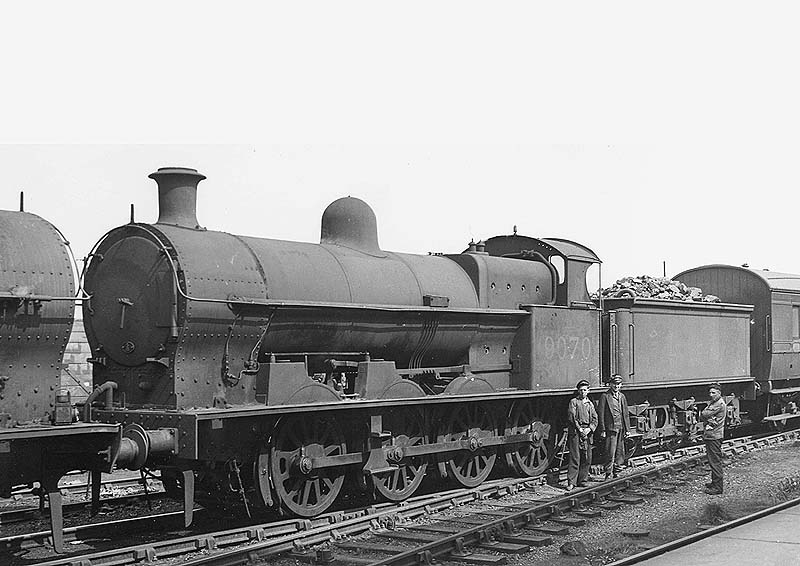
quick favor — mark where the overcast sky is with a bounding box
[2,3,799,291]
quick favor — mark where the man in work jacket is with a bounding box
[566,379,598,490]
[701,383,726,495]
[597,374,630,479]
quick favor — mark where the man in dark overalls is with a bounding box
[701,383,726,495]
[597,375,629,479]
[566,379,598,490]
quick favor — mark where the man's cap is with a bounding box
[576,379,590,389]
[610,375,623,384]
[708,382,722,392]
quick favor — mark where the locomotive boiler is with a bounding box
[80,167,755,519]
[0,201,122,552]
[83,167,556,408]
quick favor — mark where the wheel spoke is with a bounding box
[270,415,345,517]
[306,480,316,506]
[372,409,428,502]
[285,478,301,499]
[441,404,496,487]
[506,402,554,477]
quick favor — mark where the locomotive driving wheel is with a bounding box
[371,408,428,502]
[504,401,555,477]
[437,403,498,487]
[269,414,347,517]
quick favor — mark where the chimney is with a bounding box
[148,167,206,229]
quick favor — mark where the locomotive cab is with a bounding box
[475,235,604,392]
[481,234,600,308]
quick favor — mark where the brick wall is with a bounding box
[61,318,92,403]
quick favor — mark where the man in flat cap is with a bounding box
[701,383,726,495]
[566,379,598,490]
[597,375,630,479]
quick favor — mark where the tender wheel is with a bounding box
[437,403,498,487]
[269,414,346,517]
[371,409,428,502]
[504,401,555,477]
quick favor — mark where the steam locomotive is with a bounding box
[1,202,124,552]
[3,167,800,550]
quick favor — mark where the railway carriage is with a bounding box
[676,265,800,428]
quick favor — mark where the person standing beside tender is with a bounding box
[701,383,726,495]
[566,379,598,490]
[597,375,629,479]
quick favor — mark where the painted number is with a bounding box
[543,335,593,360]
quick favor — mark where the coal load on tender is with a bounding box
[594,275,721,302]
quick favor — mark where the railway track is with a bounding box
[274,458,707,566]
[0,471,167,540]
[13,429,796,566]
[1,507,195,554]
[7,478,545,566]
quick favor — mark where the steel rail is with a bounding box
[604,495,800,566]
